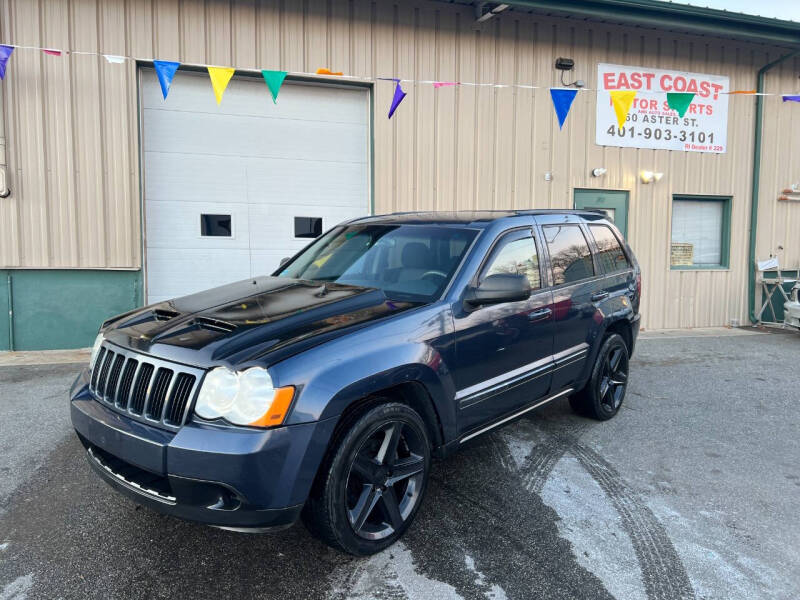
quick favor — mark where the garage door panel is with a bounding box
[143,109,368,164]
[142,68,369,304]
[145,200,250,249]
[142,70,367,125]
[244,159,368,206]
[146,248,252,299]
[143,151,247,203]
[248,204,365,250]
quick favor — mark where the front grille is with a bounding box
[88,342,203,431]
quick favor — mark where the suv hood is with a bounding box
[102,276,419,368]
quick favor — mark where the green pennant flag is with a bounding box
[667,92,695,118]
[261,70,288,104]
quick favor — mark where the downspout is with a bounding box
[748,50,799,324]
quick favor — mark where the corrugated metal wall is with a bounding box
[1,0,798,329]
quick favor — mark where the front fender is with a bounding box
[270,304,457,442]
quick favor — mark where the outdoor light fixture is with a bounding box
[544,172,553,181]
[592,168,607,177]
[475,3,510,24]
[640,170,664,184]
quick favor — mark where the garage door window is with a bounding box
[200,214,232,237]
[670,196,731,269]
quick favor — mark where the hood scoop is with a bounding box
[117,307,180,329]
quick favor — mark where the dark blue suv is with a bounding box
[70,210,641,555]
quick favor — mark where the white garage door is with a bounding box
[141,68,370,305]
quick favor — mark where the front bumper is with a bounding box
[70,369,336,529]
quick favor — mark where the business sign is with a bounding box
[596,63,729,154]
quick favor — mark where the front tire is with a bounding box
[303,402,431,555]
[569,333,629,421]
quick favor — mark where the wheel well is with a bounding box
[605,320,632,354]
[329,382,445,453]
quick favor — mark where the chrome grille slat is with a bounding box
[97,350,115,397]
[86,342,202,432]
[116,358,138,409]
[105,354,126,403]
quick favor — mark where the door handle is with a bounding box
[528,308,552,322]
[591,291,609,302]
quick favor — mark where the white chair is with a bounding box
[755,256,799,327]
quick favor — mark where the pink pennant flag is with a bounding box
[42,49,62,57]
[433,81,458,88]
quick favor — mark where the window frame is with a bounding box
[469,227,544,291]
[540,223,599,288]
[587,224,633,276]
[670,194,732,271]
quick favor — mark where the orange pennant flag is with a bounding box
[316,68,343,76]
[727,90,757,95]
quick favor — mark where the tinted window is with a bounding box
[278,224,477,302]
[589,225,630,273]
[543,225,595,285]
[200,214,232,237]
[483,235,541,290]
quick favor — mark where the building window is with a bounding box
[543,225,595,285]
[200,214,232,237]
[294,217,323,239]
[670,196,731,269]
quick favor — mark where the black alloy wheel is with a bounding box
[569,333,630,420]
[303,402,431,555]
[346,421,426,540]
[599,344,628,412]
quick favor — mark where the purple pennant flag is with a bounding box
[388,79,407,119]
[0,45,14,80]
[783,95,800,103]
[153,60,180,99]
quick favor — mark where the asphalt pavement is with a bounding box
[1,329,799,599]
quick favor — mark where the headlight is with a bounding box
[195,367,295,428]
[89,333,105,369]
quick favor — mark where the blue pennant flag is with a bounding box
[0,45,14,80]
[153,60,180,99]
[550,88,578,129]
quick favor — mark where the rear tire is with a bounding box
[569,333,629,421]
[302,401,431,555]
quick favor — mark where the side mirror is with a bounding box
[279,257,291,267]
[465,273,531,306]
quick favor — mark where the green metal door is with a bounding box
[574,189,629,238]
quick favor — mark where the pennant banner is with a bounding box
[783,95,800,103]
[103,55,126,64]
[666,92,695,118]
[262,70,287,103]
[153,60,180,99]
[42,49,62,56]
[609,90,637,129]
[388,79,407,119]
[316,68,343,76]
[550,88,578,129]
[728,90,757,95]
[433,81,458,88]
[0,45,13,80]
[208,66,235,104]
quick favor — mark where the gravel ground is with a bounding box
[1,330,798,600]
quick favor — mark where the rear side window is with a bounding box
[543,225,595,285]
[589,225,631,274]
[483,234,541,290]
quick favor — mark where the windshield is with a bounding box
[277,224,478,302]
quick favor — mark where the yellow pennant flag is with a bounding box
[609,90,637,129]
[207,66,235,105]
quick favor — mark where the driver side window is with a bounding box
[482,233,541,290]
